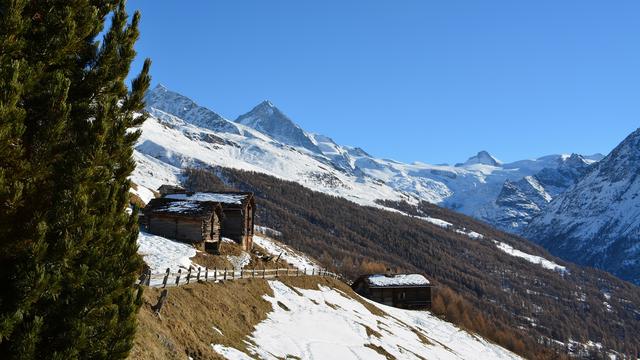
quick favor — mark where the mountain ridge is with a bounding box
[139,85,604,234]
[525,128,640,284]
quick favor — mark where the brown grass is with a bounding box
[190,252,233,270]
[129,192,146,209]
[130,277,386,360]
[130,280,273,360]
[364,343,396,360]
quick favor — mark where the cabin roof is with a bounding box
[359,274,431,288]
[145,198,221,219]
[164,192,253,206]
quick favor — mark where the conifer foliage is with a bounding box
[0,1,150,358]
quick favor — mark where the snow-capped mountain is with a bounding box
[145,84,240,134]
[484,153,598,232]
[135,85,601,233]
[235,100,321,153]
[525,128,640,285]
[458,150,502,167]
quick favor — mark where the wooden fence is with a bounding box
[138,266,339,288]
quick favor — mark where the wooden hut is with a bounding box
[144,198,223,253]
[164,192,256,251]
[351,274,432,309]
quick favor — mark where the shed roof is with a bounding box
[362,274,431,288]
[164,192,253,207]
[145,198,221,219]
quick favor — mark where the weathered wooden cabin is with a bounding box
[351,274,432,309]
[144,198,223,253]
[163,191,256,251]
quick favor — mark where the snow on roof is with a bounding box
[165,192,248,204]
[366,274,430,287]
[146,198,218,217]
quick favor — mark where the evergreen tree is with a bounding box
[0,1,150,358]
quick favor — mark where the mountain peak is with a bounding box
[235,101,321,153]
[258,100,275,108]
[145,84,239,134]
[153,83,169,92]
[463,150,502,167]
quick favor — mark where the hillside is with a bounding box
[526,128,640,285]
[131,277,522,360]
[180,167,640,358]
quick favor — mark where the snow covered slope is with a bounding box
[134,230,521,359]
[212,280,521,360]
[135,85,601,232]
[525,128,640,285]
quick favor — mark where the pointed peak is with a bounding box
[153,83,169,92]
[258,99,275,108]
[463,150,502,167]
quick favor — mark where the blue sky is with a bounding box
[127,1,640,164]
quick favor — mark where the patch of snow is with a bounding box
[454,228,485,239]
[129,184,156,205]
[227,252,251,270]
[253,235,320,271]
[367,274,430,287]
[137,231,197,275]
[212,280,522,360]
[493,241,567,273]
[211,344,253,360]
[212,326,224,336]
[166,192,246,204]
[417,216,453,228]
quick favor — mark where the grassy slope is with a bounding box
[129,277,379,360]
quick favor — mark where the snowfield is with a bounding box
[494,240,567,273]
[137,231,198,277]
[213,280,521,360]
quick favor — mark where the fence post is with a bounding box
[152,289,169,316]
[240,268,243,279]
[139,268,151,286]
[186,267,192,284]
[197,267,201,281]
[312,268,315,276]
[162,268,170,288]
[263,267,266,279]
[214,267,217,281]
[232,268,235,280]
[224,268,227,280]
[176,269,182,286]
[275,268,278,278]
[304,268,307,276]
[205,267,208,282]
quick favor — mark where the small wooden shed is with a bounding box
[144,198,223,253]
[351,273,432,309]
[164,192,256,251]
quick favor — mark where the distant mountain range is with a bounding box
[142,84,603,229]
[137,84,638,284]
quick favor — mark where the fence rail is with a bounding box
[138,266,339,288]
